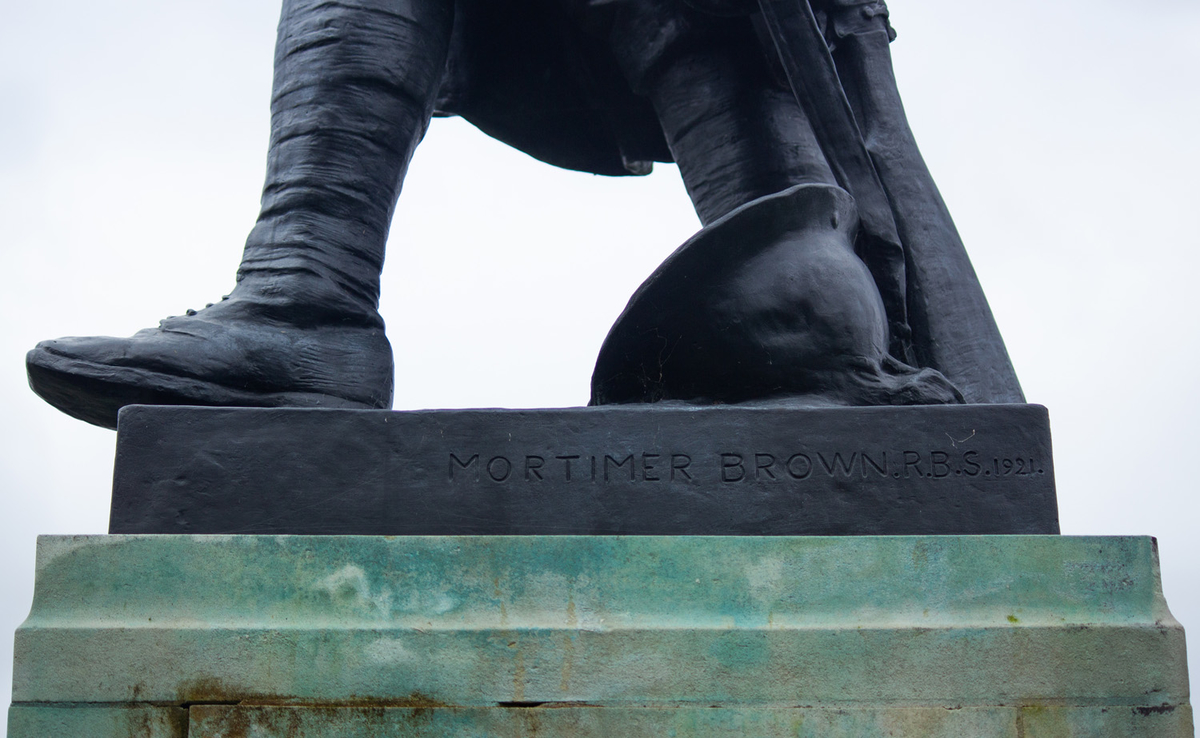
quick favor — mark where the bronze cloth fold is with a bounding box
[434,0,1023,404]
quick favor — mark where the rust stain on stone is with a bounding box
[192,697,459,738]
[204,705,252,738]
[513,644,527,703]
[179,677,453,710]
[389,692,453,709]
[178,677,250,705]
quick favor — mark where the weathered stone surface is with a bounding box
[109,404,1058,535]
[7,705,186,738]
[1017,705,1195,737]
[187,704,1195,738]
[12,535,1186,716]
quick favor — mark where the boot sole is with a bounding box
[27,348,377,431]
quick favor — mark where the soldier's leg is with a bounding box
[592,0,960,406]
[27,0,454,429]
[608,0,835,225]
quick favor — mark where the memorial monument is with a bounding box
[8,0,1192,736]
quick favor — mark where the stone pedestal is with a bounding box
[8,534,1193,737]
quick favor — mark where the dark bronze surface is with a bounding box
[28,0,1021,428]
[110,404,1058,535]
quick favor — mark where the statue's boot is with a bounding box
[26,298,395,430]
[27,0,454,429]
[590,183,963,406]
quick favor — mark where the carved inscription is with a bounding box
[450,452,695,483]
[448,449,1045,483]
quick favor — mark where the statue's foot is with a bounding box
[590,183,964,407]
[26,295,394,429]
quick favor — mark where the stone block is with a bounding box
[7,705,186,738]
[9,534,1190,735]
[12,535,1186,712]
[186,704,1195,737]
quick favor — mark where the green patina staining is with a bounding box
[707,630,771,671]
[8,535,1194,737]
[8,706,186,738]
[25,535,1174,630]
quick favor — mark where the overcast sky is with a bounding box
[1,0,1198,728]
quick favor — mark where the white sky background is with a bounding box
[1,0,1198,727]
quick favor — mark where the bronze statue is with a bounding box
[26,0,1022,429]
